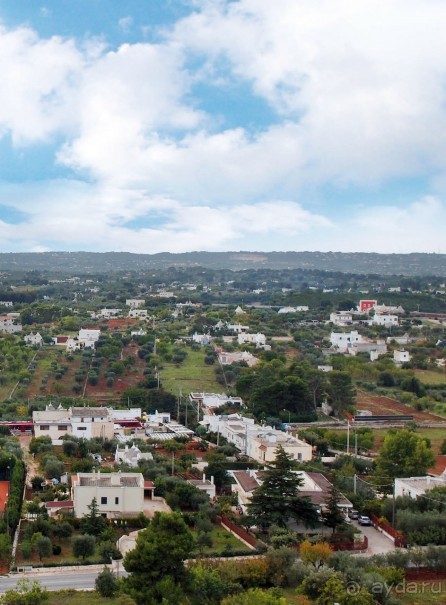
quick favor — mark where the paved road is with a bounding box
[0,565,127,594]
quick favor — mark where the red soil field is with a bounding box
[356,391,446,423]
[0,481,9,513]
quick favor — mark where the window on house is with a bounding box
[115,497,119,505]
[77,427,87,431]
[40,425,49,430]
[101,497,107,505]
[58,425,68,431]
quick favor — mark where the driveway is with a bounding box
[355,522,396,556]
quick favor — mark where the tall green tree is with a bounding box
[80,498,107,536]
[327,371,356,415]
[247,446,318,531]
[375,429,435,490]
[321,485,346,533]
[123,511,194,605]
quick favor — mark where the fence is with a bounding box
[371,513,406,547]
[217,515,258,549]
[330,535,368,551]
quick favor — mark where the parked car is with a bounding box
[358,515,372,526]
[348,509,359,519]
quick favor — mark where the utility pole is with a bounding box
[346,420,350,454]
[354,432,358,456]
[184,394,188,428]
[392,479,396,527]
[353,474,357,495]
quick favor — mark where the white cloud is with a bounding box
[0,25,89,144]
[118,16,133,33]
[1,3,446,253]
[171,0,446,186]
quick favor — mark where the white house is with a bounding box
[394,350,411,365]
[0,315,22,334]
[189,393,243,410]
[200,413,312,464]
[330,330,363,352]
[329,312,353,326]
[187,475,216,500]
[99,308,122,319]
[371,314,399,327]
[131,329,147,337]
[192,332,211,346]
[126,299,145,309]
[24,332,43,346]
[128,309,149,319]
[226,323,250,334]
[78,329,101,349]
[247,431,312,464]
[115,444,153,468]
[33,406,115,444]
[395,473,446,499]
[218,350,260,367]
[230,469,351,514]
[72,471,145,518]
[237,333,266,347]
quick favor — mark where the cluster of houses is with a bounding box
[200,413,313,464]
[327,329,412,364]
[32,405,193,445]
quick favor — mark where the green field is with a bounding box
[191,525,249,555]
[414,370,446,385]
[371,427,446,454]
[48,592,133,605]
[159,349,222,395]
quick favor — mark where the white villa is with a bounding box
[330,330,363,352]
[72,471,146,518]
[237,332,266,347]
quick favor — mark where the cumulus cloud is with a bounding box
[0,2,446,253]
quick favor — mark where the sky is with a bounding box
[0,0,446,254]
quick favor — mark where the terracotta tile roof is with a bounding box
[45,500,73,509]
[232,471,261,493]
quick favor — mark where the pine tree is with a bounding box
[247,446,318,531]
[80,497,107,536]
[321,484,346,533]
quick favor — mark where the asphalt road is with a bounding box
[0,566,128,594]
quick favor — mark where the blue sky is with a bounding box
[0,0,446,254]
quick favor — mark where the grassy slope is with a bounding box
[414,370,446,385]
[159,348,222,395]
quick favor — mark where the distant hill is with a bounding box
[0,251,445,275]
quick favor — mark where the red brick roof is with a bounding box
[45,500,73,509]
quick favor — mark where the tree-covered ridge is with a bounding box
[0,250,445,275]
